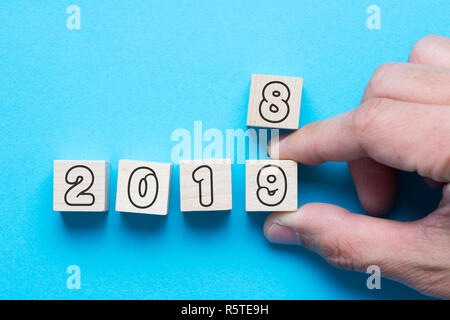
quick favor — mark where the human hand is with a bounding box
[264,35,450,299]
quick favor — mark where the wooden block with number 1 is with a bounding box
[179,159,232,212]
[247,74,303,130]
[246,160,297,212]
[53,160,109,212]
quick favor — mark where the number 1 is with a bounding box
[192,165,214,207]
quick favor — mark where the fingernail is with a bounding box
[268,134,288,159]
[265,223,301,246]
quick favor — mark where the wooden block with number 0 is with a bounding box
[179,159,232,212]
[246,160,297,212]
[53,160,109,212]
[115,160,172,215]
[247,74,303,129]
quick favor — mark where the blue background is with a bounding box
[0,1,448,299]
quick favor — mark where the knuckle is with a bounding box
[351,97,387,138]
[322,237,364,271]
[409,35,437,63]
[371,62,399,82]
[420,147,450,182]
[444,183,450,202]
[435,154,450,182]
[442,153,450,181]
[364,62,402,100]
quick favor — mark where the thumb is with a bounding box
[264,203,421,274]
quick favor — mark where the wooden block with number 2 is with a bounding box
[247,74,303,130]
[53,160,109,212]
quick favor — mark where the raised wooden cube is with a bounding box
[53,160,109,212]
[179,159,232,212]
[246,160,298,212]
[247,74,303,129]
[115,160,172,215]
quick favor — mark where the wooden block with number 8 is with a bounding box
[53,160,109,212]
[247,74,303,130]
[180,159,232,212]
[246,160,297,212]
[115,160,172,215]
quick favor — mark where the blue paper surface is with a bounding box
[0,1,447,299]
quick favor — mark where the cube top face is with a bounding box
[53,160,109,212]
[115,160,172,215]
[179,159,232,212]
[246,160,298,212]
[247,74,303,130]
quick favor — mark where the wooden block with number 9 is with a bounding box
[246,160,298,212]
[115,160,172,215]
[247,74,303,130]
[179,159,232,212]
[53,160,109,212]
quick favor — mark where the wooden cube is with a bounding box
[53,160,109,212]
[247,74,303,129]
[246,160,298,212]
[115,160,172,215]
[180,159,232,212]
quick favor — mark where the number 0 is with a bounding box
[127,167,159,209]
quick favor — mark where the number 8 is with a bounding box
[259,81,290,123]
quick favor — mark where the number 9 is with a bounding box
[256,164,287,206]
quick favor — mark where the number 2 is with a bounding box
[64,165,95,206]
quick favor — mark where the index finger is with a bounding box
[269,98,450,182]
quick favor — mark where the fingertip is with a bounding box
[263,204,353,251]
[264,210,302,245]
[348,158,397,216]
[359,186,397,216]
[263,212,277,236]
[265,223,301,245]
[268,133,289,160]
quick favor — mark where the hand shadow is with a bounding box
[390,171,442,221]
